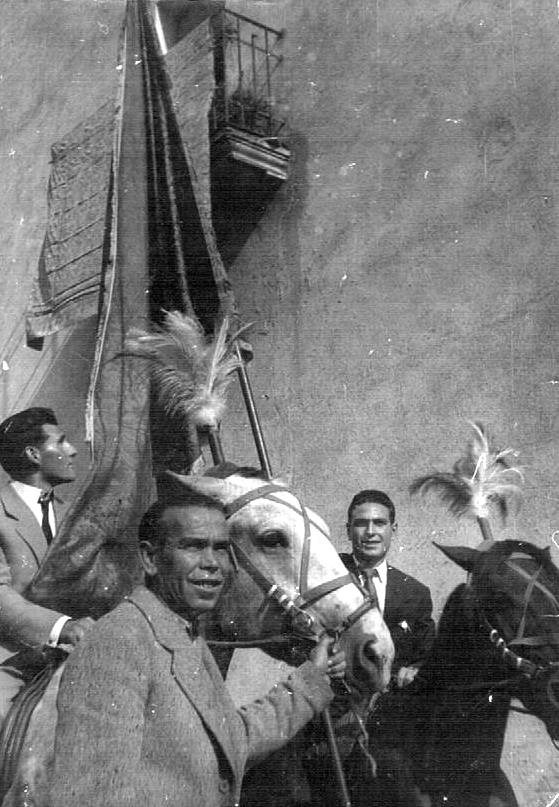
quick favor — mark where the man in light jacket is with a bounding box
[0,407,92,720]
[51,481,344,807]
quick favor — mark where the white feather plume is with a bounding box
[124,311,243,429]
[410,421,523,521]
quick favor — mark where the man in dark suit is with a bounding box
[0,407,93,720]
[340,489,434,685]
[51,483,345,807]
[340,489,434,807]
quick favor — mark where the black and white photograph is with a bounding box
[0,2,558,805]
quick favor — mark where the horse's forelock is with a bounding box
[472,539,556,586]
[222,474,330,535]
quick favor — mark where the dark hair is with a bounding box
[347,489,396,524]
[139,488,226,551]
[0,407,58,478]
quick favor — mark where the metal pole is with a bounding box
[264,28,272,135]
[222,11,229,125]
[233,341,352,807]
[476,516,494,543]
[236,16,244,128]
[207,426,225,466]
[251,33,257,102]
[234,342,272,479]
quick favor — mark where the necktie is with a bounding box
[38,489,54,544]
[363,567,379,601]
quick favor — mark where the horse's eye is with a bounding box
[259,530,288,549]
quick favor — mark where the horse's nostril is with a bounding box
[363,638,378,662]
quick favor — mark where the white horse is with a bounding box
[1,469,393,806]
[190,469,394,694]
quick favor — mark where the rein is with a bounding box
[219,482,376,646]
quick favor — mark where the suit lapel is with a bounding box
[171,641,242,777]
[0,485,48,565]
[128,588,242,781]
[384,566,406,625]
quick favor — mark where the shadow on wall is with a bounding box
[212,130,309,272]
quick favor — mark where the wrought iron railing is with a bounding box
[210,10,286,140]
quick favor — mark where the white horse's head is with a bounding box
[167,469,394,695]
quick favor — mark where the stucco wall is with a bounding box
[222,0,559,803]
[0,0,123,485]
[1,1,558,803]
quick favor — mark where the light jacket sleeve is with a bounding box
[0,583,68,649]
[0,525,68,649]
[238,660,334,768]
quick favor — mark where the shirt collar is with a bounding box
[11,480,47,508]
[146,588,198,638]
[355,556,388,585]
[373,559,388,585]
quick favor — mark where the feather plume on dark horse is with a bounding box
[409,422,524,543]
[410,539,559,807]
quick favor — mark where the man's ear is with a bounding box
[392,521,398,536]
[24,445,41,467]
[139,540,158,576]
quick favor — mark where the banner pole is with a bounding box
[233,342,273,480]
[232,340,352,807]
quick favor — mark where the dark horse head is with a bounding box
[438,539,559,742]
[415,539,559,807]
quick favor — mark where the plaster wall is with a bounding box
[222,0,559,802]
[0,1,558,803]
[0,0,123,485]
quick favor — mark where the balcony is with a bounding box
[158,1,290,266]
[209,10,289,181]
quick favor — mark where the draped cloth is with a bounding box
[25,0,238,342]
[25,101,116,340]
[26,0,247,618]
[27,1,161,617]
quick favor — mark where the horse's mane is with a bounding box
[436,583,473,640]
[419,583,477,687]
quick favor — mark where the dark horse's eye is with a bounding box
[259,530,288,549]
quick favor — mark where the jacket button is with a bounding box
[218,781,229,794]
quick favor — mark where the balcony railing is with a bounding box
[210,10,287,141]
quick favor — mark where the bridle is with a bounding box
[217,482,381,781]
[421,545,559,803]
[480,553,559,672]
[455,549,559,739]
[215,482,376,646]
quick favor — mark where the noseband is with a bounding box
[223,483,376,642]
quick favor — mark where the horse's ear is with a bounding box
[433,542,480,572]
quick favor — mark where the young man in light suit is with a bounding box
[51,483,345,807]
[340,489,434,807]
[0,407,93,720]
